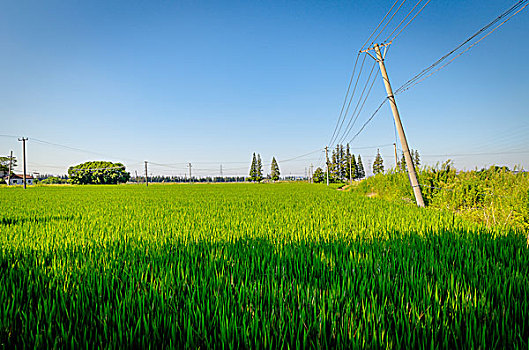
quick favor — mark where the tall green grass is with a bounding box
[1,183,528,347]
[355,164,529,230]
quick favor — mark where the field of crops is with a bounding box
[1,183,528,348]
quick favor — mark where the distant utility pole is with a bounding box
[361,43,425,207]
[135,170,138,184]
[144,161,148,187]
[393,143,398,168]
[325,146,329,186]
[188,163,192,182]
[310,164,314,183]
[220,164,223,177]
[18,138,28,189]
[7,150,13,186]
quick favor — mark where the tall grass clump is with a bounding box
[355,162,529,230]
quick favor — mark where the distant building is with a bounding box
[7,174,33,186]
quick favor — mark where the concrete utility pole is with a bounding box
[7,150,13,186]
[325,146,329,186]
[188,163,192,182]
[144,161,148,187]
[18,138,28,189]
[365,43,425,207]
[135,170,138,184]
[393,143,399,168]
[220,164,223,177]
[310,164,314,183]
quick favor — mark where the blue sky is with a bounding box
[1,0,528,177]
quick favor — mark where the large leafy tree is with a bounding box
[373,149,384,175]
[312,167,325,183]
[68,161,130,184]
[0,156,17,175]
[270,157,280,181]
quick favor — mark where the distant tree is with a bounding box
[68,161,130,184]
[373,149,384,175]
[398,149,420,171]
[399,152,407,171]
[357,155,365,179]
[256,154,263,181]
[413,150,421,168]
[351,154,357,180]
[0,155,17,175]
[40,176,66,184]
[312,167,325,183]
[339,144,346,180]
[249,153,257,181]
[270,157,280,181]
[345,144,351,180]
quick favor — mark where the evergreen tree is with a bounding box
[270,157,280,181]
[331,148,339,181]
[357,155,365,179]
[413,150,421,168]
[399,152,406,171]
[249,153,257,181]
[256,154,263,181]
[351,154,357,180]
[339,144,345,180]
[345,144,351,180]
[373,149,384,175]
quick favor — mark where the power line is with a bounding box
[369,0,408,46]
[344,1,528,145]
[395,0,528,94]
[328,53,362,147]
[335,61,380,145]
[361,0,401,50]
[385,0,431,43]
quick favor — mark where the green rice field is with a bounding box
[1,183,528,348]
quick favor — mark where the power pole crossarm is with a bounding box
[372,43,425,207]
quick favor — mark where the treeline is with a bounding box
[313,144,366,183]
[354,162,529,231]
[132,176,246,183]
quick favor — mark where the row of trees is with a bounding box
[373,149,421,175]
[312,144,366,183]
[248,153,280,182]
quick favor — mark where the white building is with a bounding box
[7,174,33,186]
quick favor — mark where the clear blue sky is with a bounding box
[1,0,528,177]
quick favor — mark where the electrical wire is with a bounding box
[395,0,528,94]
[386,0,431,43]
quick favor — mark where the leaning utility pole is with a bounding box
[7,150,13,186]
[18,138,28,189]
[144,161,148,187]
[362,43,425,207]
[325,146,329,186]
